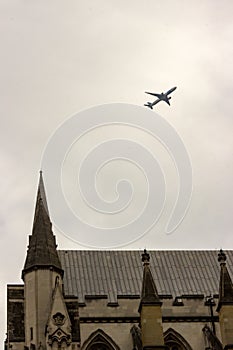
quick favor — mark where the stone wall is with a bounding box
[78,296,221,350]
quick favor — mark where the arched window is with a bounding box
[82,329,120,350]
[164,328,192,350]
[165,342,183,350]
[88,343,111,350]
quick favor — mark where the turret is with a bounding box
[22,172,64,349]
[138,250,167,350]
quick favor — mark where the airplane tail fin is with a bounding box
[144,103,153,109]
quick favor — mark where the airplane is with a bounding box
[144,86,177,109]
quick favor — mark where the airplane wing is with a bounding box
[166,87,177,95]
[145,92,161,98]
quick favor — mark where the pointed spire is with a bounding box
[34,171,49,221]
[138,250,165,349]
[22,172,63,279]
[139,250,161,312]
[217,249,233,312]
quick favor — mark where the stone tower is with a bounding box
[22,172,65,349]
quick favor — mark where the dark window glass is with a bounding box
[88,342,112,350]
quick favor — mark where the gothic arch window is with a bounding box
[164,328,193,350]
[165,343,183,350]
[88,343,111,350]
[81,329,120,350]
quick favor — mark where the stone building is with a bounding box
[5,174,233,350]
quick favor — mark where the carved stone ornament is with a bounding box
[48,329,72,346]
[52,312,66,326]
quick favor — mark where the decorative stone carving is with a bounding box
[53,313,66,326]
[48,328,71,347]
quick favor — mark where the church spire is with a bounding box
[138,250,165,349]
[217,249,233,311]
[139,249,161,312]
[22,172,63,279]
[216,249,233,348]
[35,170,49,218]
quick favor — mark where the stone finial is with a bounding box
[142,249,150,265]
[218,249,227,265]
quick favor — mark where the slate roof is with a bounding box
[58,250,233,303]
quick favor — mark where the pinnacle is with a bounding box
[217,250,233,311]
[139,250,161,312]
[22,172,63,279]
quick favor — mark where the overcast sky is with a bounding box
[1,0,233,346]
